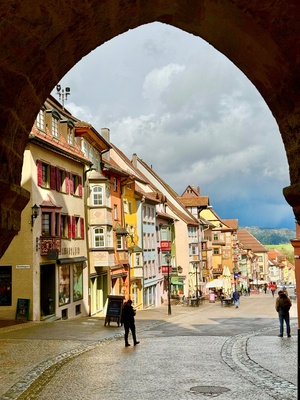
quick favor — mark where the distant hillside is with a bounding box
[240,226,295,245]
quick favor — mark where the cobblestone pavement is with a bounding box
[0,294,298,399]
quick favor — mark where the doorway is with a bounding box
[40,264,56,319]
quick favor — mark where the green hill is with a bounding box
[240,226,295,245]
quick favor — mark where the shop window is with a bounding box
[73,264,83,301]
[0,266,12,306]
[59,265,70,306]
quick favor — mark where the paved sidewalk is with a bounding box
[0,293,298,399]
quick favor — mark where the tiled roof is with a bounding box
[222,219,239,230]
[178,197,209,207]
[237,229,268,253]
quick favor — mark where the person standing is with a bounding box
[275,290,292,337]
[232,290,240,308]
[121,299,140,347]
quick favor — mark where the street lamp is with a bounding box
[165,252,172,315]
[192,261,200,306]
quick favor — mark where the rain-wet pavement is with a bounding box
[0,293,298,399]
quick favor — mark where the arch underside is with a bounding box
[0,0,300,255]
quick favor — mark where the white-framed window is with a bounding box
[93,226,112,248]
[92,186,103,206]
[188,226,197,238]
[161,226,170,241]
[94,227,105,248]
[114,204,118,220]
[52,115,59,137]
[67,126,73,145]
[189,244,199,256]
[116,235,123,250]
[82,140,88,157]
[123,200,128,214]
[36,110,44,131]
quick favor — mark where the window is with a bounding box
[123,200,128,214]
[57,168,66,192]
[188,226,197,238]
[161,226,169,241]
[92,186,103,205]
[59,266,70,306]
[94,228,105,248]
[213,234,218,241]
[52,115,59,137]
[73,264,83,301]
[0,266,12,306]
[214,248,219,255]
[67,126,73,145]
[135,253,141,266]
[42,212,51,236]
[37,161,50,188]
[36,110,44,131]
[128,202,133,215]
[60,214,68,238]
[189,244,199,256]
[116,235,123,250]
[113,177,118,192]
[82,140,88,157]
[114,204,118,220]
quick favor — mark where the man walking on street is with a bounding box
[275,290,292,337]
[232,290,240,308]
[121,300,140,347]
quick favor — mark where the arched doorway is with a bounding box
[1,1,300,256]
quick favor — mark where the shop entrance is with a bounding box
[40,264,56,319]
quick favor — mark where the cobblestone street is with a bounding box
[0,293,297,399]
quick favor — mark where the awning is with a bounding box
[171,281,184,286]
[57,256,88,265]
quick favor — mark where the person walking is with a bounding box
[232,290,240,308]
[275,290,292,337]
[121,299,140,347]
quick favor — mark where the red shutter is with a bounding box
[67,216,72,238]
[71,216,76,238]
[65,172,70,194]
[56,167,61,191]
[80,217,84,239]
[78,176,82,197]
[37,160,43,186]
[69,175,74,195]
[50,165,56,190]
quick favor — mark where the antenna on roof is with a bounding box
[56,85,71,109]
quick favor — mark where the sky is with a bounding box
[52,22,295,229]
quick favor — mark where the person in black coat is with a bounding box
[121,299,140,347]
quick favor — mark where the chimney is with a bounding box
[101,128,110,142]
[197,186,200,195]
[132,153,138,168]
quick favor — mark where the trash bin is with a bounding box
[209,293,215,303]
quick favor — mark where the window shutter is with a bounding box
[50,165,56,190]
[78,176,83,197]
[71,216,76,238]
[56,167,61,191]
[37,160,43,186]
[65,171,70,194]
[70,175,74,195]
[80,217,84,239]
[67,216,72,238]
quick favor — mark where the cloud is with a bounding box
[55,22,294,228]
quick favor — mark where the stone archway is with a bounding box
[1,0,300,256]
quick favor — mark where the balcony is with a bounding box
[40,236,61,256]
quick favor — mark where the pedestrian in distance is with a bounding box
[269,282,276,297]
[121,299,140,347]
[232,290,240,308]
[275,290,292,338]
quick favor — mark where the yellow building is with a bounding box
[0,96,90,321]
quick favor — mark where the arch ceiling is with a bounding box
[0,0,300,256]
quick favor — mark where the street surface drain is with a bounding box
[190,386,230,397]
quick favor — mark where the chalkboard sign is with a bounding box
[104,295,125,327]
[15,298,30,321]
